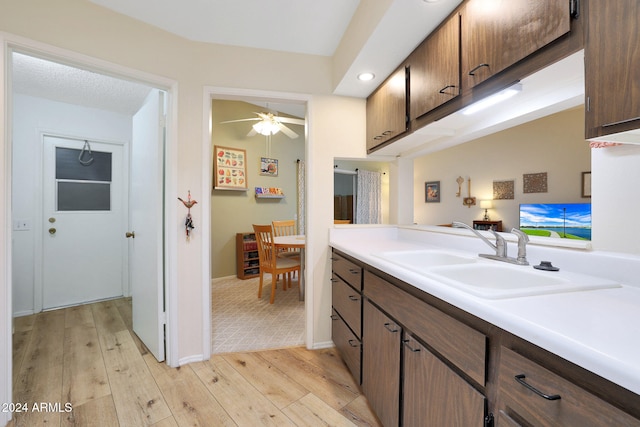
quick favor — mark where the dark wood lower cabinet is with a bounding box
[403,334,485,427]
[362,300,401,427]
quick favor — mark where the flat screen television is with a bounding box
[519,203,591,240]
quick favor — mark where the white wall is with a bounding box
[413,108,591,230]
[12,94,132,316]
[592,144,640,254]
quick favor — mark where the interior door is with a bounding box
[130,89,166,362]
[42,136,126,309]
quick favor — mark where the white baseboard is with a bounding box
[310,340,335,350]
[178,354,206,366]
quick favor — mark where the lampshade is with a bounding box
[252,120,280,136]
[480,200,493,209]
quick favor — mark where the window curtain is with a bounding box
[296,160,305,234]
[356,169,382,224]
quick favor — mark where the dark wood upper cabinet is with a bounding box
[585,0,640,139]
[365,67,408,152]
[461,0,570,90]
[408,13,461,121]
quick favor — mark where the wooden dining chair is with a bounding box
[272,219,301,287]
[253,224,301,304]
[272,219,300,258]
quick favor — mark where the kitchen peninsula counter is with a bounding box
[329,225,640,397]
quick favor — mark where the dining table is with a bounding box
[273,234,306,301]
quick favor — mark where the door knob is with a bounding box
[125,231,135,239]
[48,228,56,235]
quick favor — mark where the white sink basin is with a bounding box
[373,249,478,274]
[428,263,621,299]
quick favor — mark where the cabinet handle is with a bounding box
[514,374,561,400]
[382,130,392,135]
[348,295,359,302]
[373,135,383,140]
[330,257,338,261]
[330,278,339,283]
[348,269,360,275]
[468,63,490,76]
[330,314,339,321]
[602,116,640,128]
[403,339,420,353]
[348,339,360,348]
[383,322,398,333]
[438,84,457,94]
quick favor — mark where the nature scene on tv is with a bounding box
[519,203,591,240]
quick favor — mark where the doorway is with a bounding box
[208,94,308,354]
[9,50,171,363]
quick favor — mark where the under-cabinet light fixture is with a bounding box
[461,83,523,115]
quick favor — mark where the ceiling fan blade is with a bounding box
[246,128,258,137]
[277,123,299,139]
[219,118,260,124]
[274,116,305,126]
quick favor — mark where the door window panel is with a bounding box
[55,146,112,211]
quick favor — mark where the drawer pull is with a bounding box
[330,314,339,321]
[514,374,561,400]
[330,257,339,261]
[383,322,398,333]
[403,339,420,353]
[348,268,360,275]
[330,278,339,283]
[348,295,359,302]
[348,339,360,348]
[468,63,490,76]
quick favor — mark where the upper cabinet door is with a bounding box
[366,67,408,152]
[585,0,640,139]
[461,0,570,89]
[409,13,461,121]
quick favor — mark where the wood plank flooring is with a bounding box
[10,298,380,427]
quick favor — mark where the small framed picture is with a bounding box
[582,171,591,198]
[260,157,278,176]
[425,181,440,203]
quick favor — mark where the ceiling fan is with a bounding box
[220,112,305,139]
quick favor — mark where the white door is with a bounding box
[130,89,165,362]
[42,136,126,309]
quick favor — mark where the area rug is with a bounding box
[211,275,305,354]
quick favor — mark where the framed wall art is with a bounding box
[425,181,440,203]
[582,171,591,198]
[213,146,248,190]
[260,157,278,176]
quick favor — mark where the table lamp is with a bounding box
[480,200,493,221]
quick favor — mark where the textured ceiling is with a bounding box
[12,53,153,115]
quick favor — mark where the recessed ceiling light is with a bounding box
[357,72,375,82]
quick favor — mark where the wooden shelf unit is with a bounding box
[473,220,502,232]
[236,232,260,279]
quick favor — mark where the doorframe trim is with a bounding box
[0,34,181,419]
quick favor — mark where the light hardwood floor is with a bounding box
[10,298,380,427]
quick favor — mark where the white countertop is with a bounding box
[329,225,640,396]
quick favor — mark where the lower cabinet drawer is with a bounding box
[332,274,362,337]
[497,346,640,426]
[331,308,361,384]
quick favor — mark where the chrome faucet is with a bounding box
[452,221,528,265]
[510,228,530,265]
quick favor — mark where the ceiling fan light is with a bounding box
[252,121,280,136]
